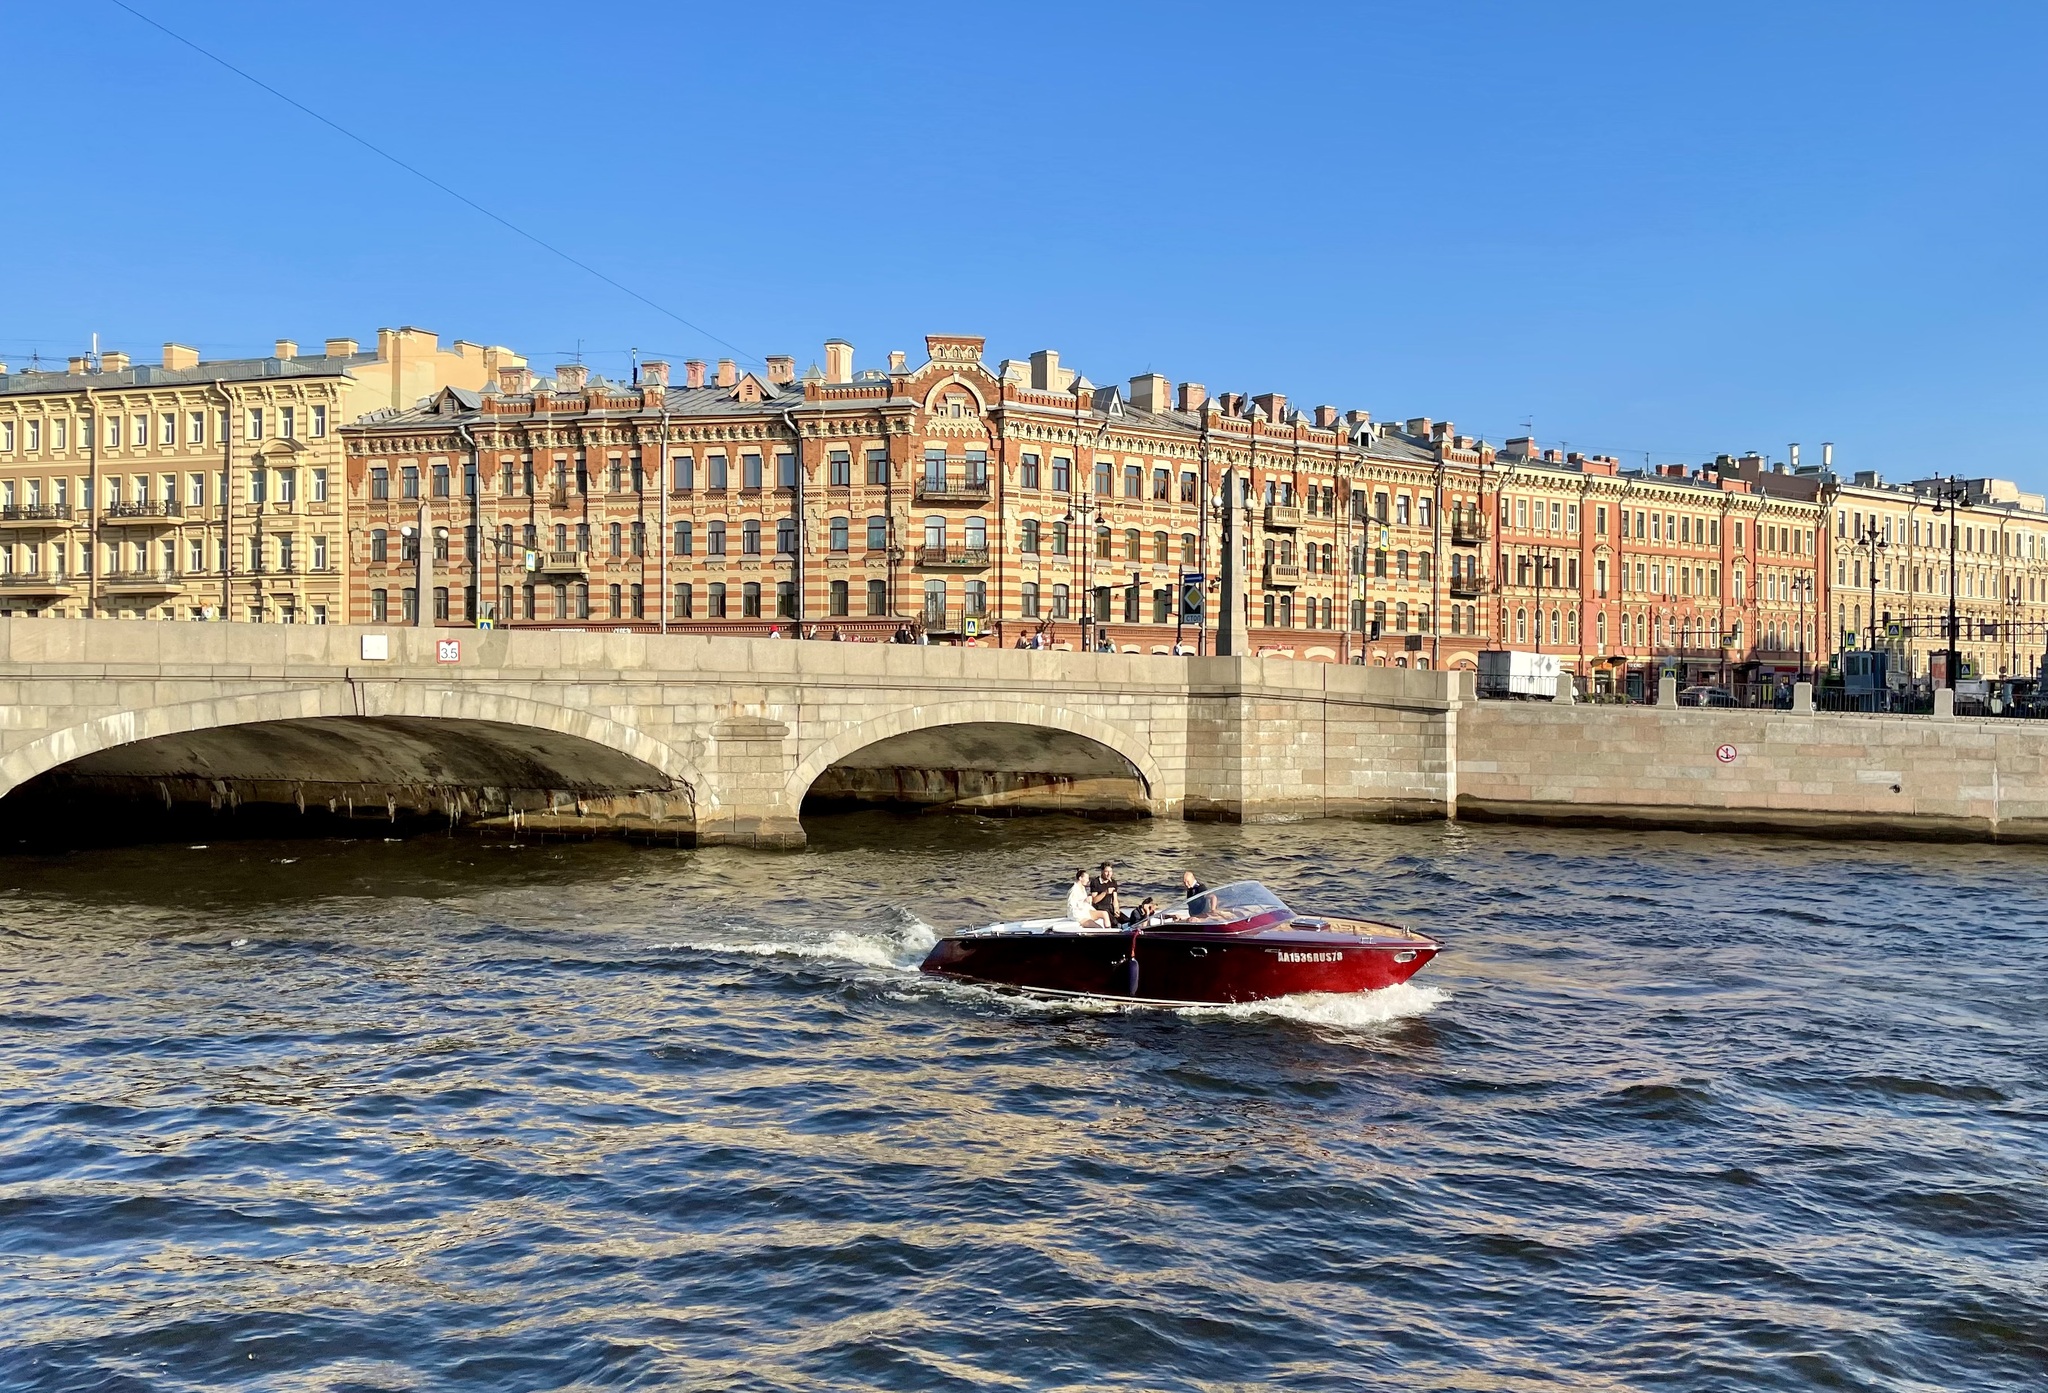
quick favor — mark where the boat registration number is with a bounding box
[1275,950,1343,963]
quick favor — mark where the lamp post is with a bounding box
[1855,530,1890,660]
[1064,486,1099,653]
[1796,572,1810,686]
[1929,476,1967,688]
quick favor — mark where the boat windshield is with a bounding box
[1179,880,1291,924]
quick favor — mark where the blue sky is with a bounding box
[7,2,2045,487]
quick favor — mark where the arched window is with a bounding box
[1021,519,1041,553]
[1567,610,1578,643]
[1395,602,1409,631]
[708,520,727,555]
[1096,525,1112,559]
[829,517,849,552]
[1052,521,1069,555]
[965,517,987,550]
[1182,533,1197,566]
[1417,604,1430,633]
[1516,607,1527,643]
[1153,530,1169,563]
[1322,544,1334,574]
[1418,552,1431,581]
[1397,549,1410,581]
[866,516,887,550]
[924,517,946,550]
[1124,528,1141,561]
[1374,549,1387,578]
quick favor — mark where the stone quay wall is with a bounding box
[1456,700,2048,842]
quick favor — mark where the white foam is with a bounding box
[655,909,937,974]
[1180,981,1448,1030]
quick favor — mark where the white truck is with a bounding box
[1477,649,1563,700]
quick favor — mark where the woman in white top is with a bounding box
[1067,869,1113,929]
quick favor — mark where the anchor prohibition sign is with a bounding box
[1715,744,1738,764]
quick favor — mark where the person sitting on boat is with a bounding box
[1121,895,1158,927]
[1088,862,1121,921]
[1181,870,1214,917]
[1068,869,1114,930]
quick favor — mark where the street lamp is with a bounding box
[1929,476,1968,688]
[1854,529,1890,660]
[1064,487,1100,654]
[1795,572,1811,686]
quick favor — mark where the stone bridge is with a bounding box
[0,620,1460,846]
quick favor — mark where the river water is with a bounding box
[0,815,2042,1391]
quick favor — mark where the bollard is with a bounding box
[1792,681,1814,714]
[1658,675,1678,708]
[1934,687,1955,720]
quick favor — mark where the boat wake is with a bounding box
[655,907,938,974]
[1180,981,1448,1030]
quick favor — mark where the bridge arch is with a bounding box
[786,697,1170,818]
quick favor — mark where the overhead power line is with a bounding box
[106,1,756,365]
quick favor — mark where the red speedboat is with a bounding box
[919,880,1441,1006]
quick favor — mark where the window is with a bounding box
[743,453,763,490]
[1153,530,1169,563]
[155,413,172,446]
[1153,468,1170,500]
[742,581,762,617]
[247,408,264,440]
[1096,526,1112,560]
[1183,533,1197,567]
[1052,456,1072,492]
[965,580,987,617]
[608,583,622,618]
[829,450,851,487]
[1095,462,1114,495]
[1125,528,1141,561]
[743,520,761,555]
[1181,472,1198,503]
[708,521,727,556]
[709,583,728,618]
[675,521,693,555]
[433,529,449,562]
[777,517,797,554]
[371,529,388,562]
[1052,583,1070,618]
[609,522,623,558]
[608,461,623,494]
[866,516,888,551]
[776,452,797,488]
[1053,522,1069,556]
[708,452,729,489]
[371,588,388,622]
[866,448,888,485]
[278,406,296,441]
[1021,453,1041,489]
[276,469,296,505]
[829,580,849,615]
[830,517,849,552]
[1396,495,1411,526]
[1021,519,1041,553]
[574,582,591,620]
[402,587,419,624]
[867,579,887,615]
[965,450,987,488]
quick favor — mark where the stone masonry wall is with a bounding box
[1457,700,2048,842]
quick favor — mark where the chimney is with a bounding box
[1314,405,1339,430]
[1217,391,1246,418]
[1252,392,1287,423]
[1029,349,1064,392]
[1127,374,1170,414]
[68,356,90,374]
[1177,382,1207,413]
[888,349,907,373]
[642,360,670,388]
[274,339,298,360]
[556,363,589,392]
[162,343,200,371]
[1502,436,1534,458]
[1406,418,1432,439]
[1345,410,1371,427]
[100,350,130,373]
[1822,441,1834,470]
[326,337,360,358]
[715,358,737,388]
[1430,420,1454,442]
[497,364,532,394]
[684,359,706,389]
[765,355,794,385]
[824,339,854,385]
[1788,443,1800,471]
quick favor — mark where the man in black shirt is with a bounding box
[1181,869,1213,917]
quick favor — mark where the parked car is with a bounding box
[1678,685,1736,708]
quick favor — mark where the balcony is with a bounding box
[914,477,992,505]
[917,605,987,634]
[1264,504,1302,529]
[1263,562,1300,587]
[540,549,589,576]
[101,569,183,594]
[915,545,991,570]
[100,500,182,524]
[0,504,73,526]
[1452,517,1487,546]
[0,570,79,596]
[1449,578,1485,600]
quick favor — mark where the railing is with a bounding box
[101,569,181,590]
[100,500,181,520]
[541,549,588,575]
[0,504,72,523]
[1449,578,1485,599]
[1263,562,1300,584]
[1264,504,1302,529]
[915,545,990,569]
[916,605,987,632]
[0,570,77,589]
[1451,518,1487,545]
[914,477,992,504]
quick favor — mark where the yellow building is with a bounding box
[0,329,520,622]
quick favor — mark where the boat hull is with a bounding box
[920,928,1439,1006]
